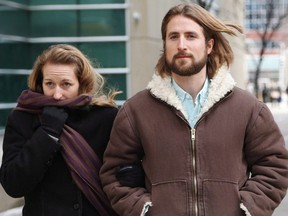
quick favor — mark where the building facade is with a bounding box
[0,0,245,131]
[245,0,288,94]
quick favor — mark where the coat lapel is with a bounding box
[146,67,236,119]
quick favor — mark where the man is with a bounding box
[100,3,288,216]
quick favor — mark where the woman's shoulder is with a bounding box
[8,108,36,123]
[89,105,118,114]
[4,109,39,137]
[68,105,118,121]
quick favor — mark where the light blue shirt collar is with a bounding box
[172,77,210,127]
[172,78,209,105]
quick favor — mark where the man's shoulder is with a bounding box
[121,89,156,110]
[127,89,151,102]
[231,86,267,112]
[232,86,258,101]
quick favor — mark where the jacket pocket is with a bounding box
[203,179,245,216]
[147,180,188,216]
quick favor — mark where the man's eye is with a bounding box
[169,35,178,40]
[186,34,197,40]
[187,34,195,39]
[168,33,179,40]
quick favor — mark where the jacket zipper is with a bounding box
[191,128,198,216]
[149,81,234,216]
[175,112,199,216]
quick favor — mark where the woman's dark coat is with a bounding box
[0,105,118,216]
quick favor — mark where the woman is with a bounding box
[0,44,119,216]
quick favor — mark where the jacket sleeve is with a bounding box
[240,104,288,215]
[0,110,61,197]
[100,105,151,216]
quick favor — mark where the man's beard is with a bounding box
[165,51,207,76]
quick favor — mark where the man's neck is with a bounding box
[172,70,207,101]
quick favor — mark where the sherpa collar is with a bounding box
[146,67,236,119]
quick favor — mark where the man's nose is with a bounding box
[178,36,187,50]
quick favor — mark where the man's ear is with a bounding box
[207,38,214,54]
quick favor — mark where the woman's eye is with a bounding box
[45,82,54,87]
[63,82,72,88]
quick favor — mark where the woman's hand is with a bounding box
[41,106,68,138]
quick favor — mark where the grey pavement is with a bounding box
[0,103,288,215]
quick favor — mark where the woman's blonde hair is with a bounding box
[156,3,243,79]
[28,44,120,107]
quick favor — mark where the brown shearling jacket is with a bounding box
[100,68,288,216]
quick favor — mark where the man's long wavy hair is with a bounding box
[155,3,243,79]
[28,44,120,107]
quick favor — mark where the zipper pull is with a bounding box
[191,128,196,141]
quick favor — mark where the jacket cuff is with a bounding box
[240,203,252,216]
[140,202,152,216]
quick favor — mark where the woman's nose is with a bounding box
[53,87,63,100]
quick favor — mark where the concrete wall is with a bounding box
[218,0,246,89]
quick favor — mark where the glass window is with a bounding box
[30,11,77,37]
[30,43,55,64]
[103,74,126,100]
[29,0,77,5]
[4,0,29,4]
[29,42,126,68]
[0,43,31,69]
[29,0,125,5]
[0,74,28,102]
[80,10,125,36]
[30,9,125,37]
[0,109,11,129]
[80,0,125,4]
[0,9,29,36]
[79,42,126,68]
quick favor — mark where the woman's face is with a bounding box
[42,63,80,100]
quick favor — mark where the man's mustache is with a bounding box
[173,52,193,59]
